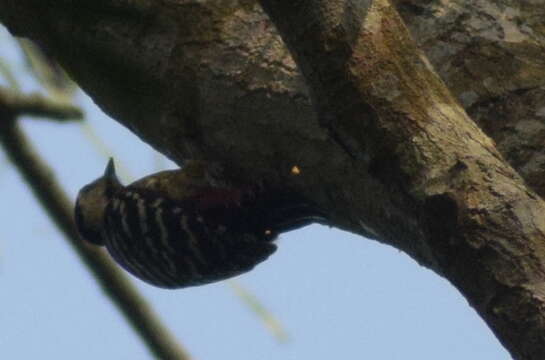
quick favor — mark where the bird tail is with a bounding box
[255,191,328,234]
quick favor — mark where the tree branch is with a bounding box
[391,0,545,198]
[0,87,83,120]
[256,1,545,359]
[0,90,191,360]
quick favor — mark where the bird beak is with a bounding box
[104,158,117,180]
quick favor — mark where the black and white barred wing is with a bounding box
[103,190,277,289]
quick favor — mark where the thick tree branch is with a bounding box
[1,0,543,194]
[0,91,191,360]
[392,0,545,198]
[256,0,545,359]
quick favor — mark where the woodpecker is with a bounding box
[74,159,326,289]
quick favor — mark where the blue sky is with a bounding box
[0,25,511,359]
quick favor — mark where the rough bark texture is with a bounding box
[1,0,545,359]
[393,0,545,202]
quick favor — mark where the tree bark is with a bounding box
[1,0,545,358]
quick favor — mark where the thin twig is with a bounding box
[0,92,191,360]
[0,87,83,121]
[228,281,290,343]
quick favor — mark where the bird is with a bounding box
[74,159,326,288]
